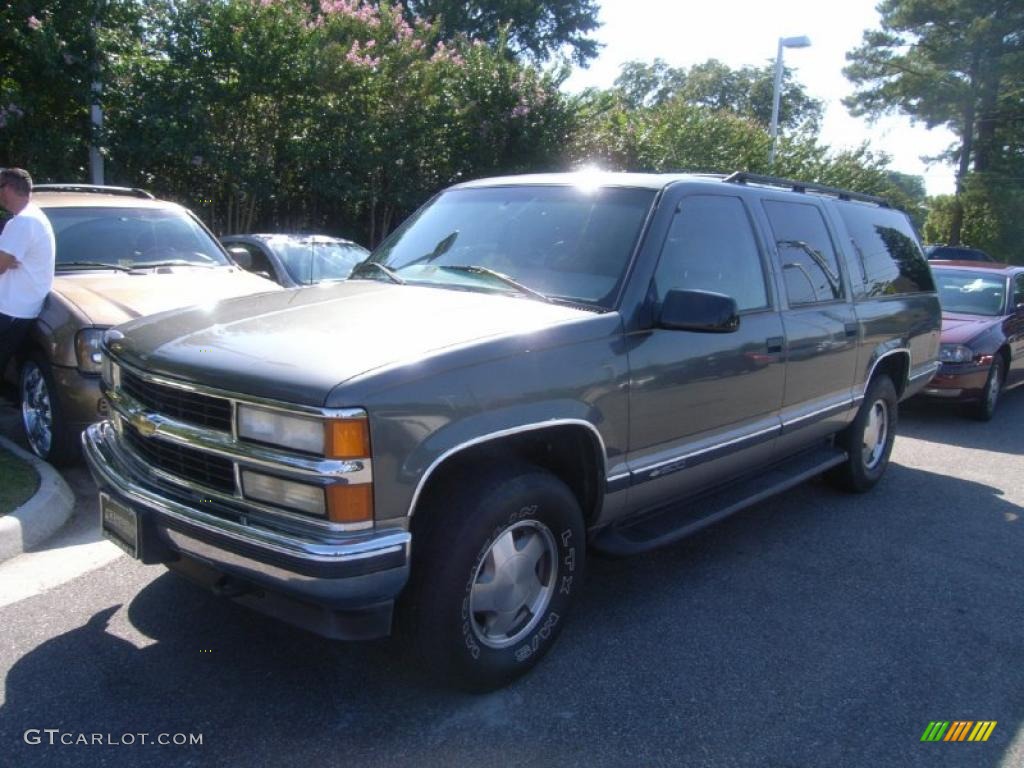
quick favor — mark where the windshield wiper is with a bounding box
[441,265,552,303]
[57,261,132,272]
[132,260,217,269]
[352,261,406,284]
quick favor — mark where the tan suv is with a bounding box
[2,184,278,465]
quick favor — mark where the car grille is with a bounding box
[124,426,236,495]
[121,369,232,432]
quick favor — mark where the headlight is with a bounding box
[241,471,326,517]
[237,404,370,458]
[75,328,107,374]
[939,344,975,363]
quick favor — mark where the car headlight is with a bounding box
[939,344,975,363]
[75,328,107,374]
[236,404,370,459]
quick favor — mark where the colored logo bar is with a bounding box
[921,721,997,742]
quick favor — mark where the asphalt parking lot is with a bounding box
[0,394,1022,768]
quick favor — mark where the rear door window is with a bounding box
[838,205,935,296]
[763,200,843,305]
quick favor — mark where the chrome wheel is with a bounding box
[862,398,889,471]
[21,361,53,458]
[469,520,558,649]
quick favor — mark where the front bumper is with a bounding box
[52,366,109,431]
[921,362,990,401]
[82,420,411,639]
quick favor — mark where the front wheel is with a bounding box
[970,359,1004,422]
[20,354,79,466]
[827,375,898,493]
[401,464,585,692]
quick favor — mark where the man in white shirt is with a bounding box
[0,168,56,387]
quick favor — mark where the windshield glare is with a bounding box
[44,206,229,269]
[366,186,656,307]
[267,237,369,284]
[935,270,1007,316]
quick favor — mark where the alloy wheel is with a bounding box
[21,362,53,458]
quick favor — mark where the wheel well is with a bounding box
[997,345,1011,372]
[412,425,604,528]
[872,352,910,397]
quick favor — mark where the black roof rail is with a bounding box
[33,184,155,200]
[722,172,890,207]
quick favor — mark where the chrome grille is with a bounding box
[120,369,232,432]
[124,426,236,494]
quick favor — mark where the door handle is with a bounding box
[766,336,784,354]
[844,322,859,339]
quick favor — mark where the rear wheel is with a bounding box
[401,464,585,692]
[970,358,1004,422]
[827,375,898,493]
[20,353,79,466]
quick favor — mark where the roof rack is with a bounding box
[33,184,155,200]
[722,172,889,207]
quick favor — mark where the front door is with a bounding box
[627,193,786,509]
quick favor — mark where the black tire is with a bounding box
[400,463,585,692]
[19,352,80,466]
[827,375,898,493]
[970,358,1004,422]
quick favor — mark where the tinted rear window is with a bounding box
[838,205,934,296]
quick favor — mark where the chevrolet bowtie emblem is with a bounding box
[131,413,158,437]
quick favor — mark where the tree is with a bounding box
[403,0,601,64]
[612,58,823,132]
[843,0,1024,245]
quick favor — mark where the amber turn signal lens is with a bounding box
[325,418,370,459]
[326,484,374,524]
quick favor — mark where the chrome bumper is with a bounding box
[83,421,411,624]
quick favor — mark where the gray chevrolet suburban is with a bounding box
[83,172,941,690]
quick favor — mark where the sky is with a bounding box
[562,0,958,196]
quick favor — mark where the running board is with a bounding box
[593,444,848,556]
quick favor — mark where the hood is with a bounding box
[940,312,1000,345]
[53,267,279,327]
[113,281,594,406]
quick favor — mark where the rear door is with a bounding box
[1010,273,1024,386]
[627,192,786,507]
[759,198,860,445]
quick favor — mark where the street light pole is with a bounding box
[769,35,811,167]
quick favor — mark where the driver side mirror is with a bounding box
[658,289,740,333]
[226,246,252,270]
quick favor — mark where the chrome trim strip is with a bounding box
[781,398,855,430]
[107,387,372,483]
[85,422,409,563]
[909,361,941,382]
[111,353,366,420]
[606,472,630,484]
[632,423,780,478]
[406,419,609,518]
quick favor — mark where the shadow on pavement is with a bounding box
[2,463,1021,768]
[900,387,1024,455]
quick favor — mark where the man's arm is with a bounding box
[0,249,18,274]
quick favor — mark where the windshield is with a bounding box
[265,237,369,284]
[43,206,229,270]
[934,269,1007,316]
[361,185,656,308]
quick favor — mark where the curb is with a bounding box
[0,434,75,563]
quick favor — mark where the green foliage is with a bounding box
[924,179,1024,264]
[613,58,823,132]
[404,0,601,65]
[844,0,1024,246]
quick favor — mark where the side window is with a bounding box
[837,204,935,296]
[763,200,843,305]
[1015,274,1024,308]
[654,195,769,312]
[240,244,275,278]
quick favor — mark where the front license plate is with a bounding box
[100,493,139,559]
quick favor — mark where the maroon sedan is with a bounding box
[923,262,1024,419]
